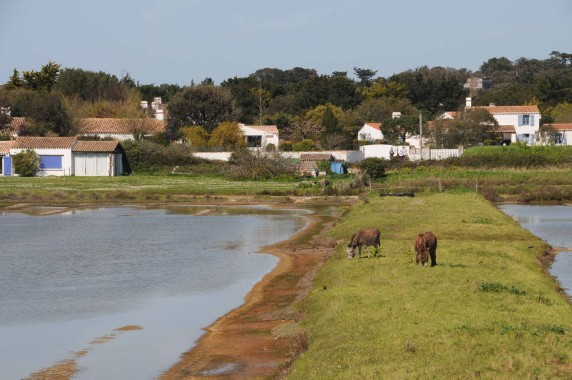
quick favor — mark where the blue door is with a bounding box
[3,156,11,176]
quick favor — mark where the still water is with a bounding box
[0,205,309,380]
[499,204,572,299]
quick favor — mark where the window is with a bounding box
[246,135,262,147]
[39,155,63,169]
[518,114,535,126]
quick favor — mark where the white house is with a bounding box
[438,98,542,145]
[550,124,572,145]
[238,124,279,150]
[357,123,383,142]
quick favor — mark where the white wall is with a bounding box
[79,133,134,141]
[193,152,233,161]
[10,148,73,176]
[359,144,410,160]
[193,150,364,163]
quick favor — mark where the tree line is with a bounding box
[1,51,571,149]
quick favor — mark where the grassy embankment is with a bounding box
[0,175,312,205]
[2,166,572,205]
[289,192,572,379]
[379,166,572,203]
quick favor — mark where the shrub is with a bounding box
[279,141,293,151]
[12,149,40,177]
[265,143,276,152]
[292,139,316,151]
[358,157,386,180]
[122,140,209,172]
[228,148,292,180]
[316,160,330,173]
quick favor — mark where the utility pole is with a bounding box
[258,76,263,126]
[419,113,423,160]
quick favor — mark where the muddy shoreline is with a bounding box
[160,200,347,379]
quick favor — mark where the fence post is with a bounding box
[439,179,442,192]
[476,178,479,194]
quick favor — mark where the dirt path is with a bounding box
[160,205,342,379]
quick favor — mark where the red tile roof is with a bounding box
[73,141,120,152]
[550,123,572,131]
[365,123,381,131]
[80,118,166,135]
[0,141,14,154]
[11,137,77,149]
[496,125,516,133]
[242,125,279,134]
[473,105,540,114]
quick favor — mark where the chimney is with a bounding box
[391,111,402,119]
[465,97,472,108]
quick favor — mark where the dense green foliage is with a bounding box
[358,157,386,180]
[1,52,571,147]
[121,140,208,173]
[12,149,39,177]
[167,84,236,138]
[290,193,572,379]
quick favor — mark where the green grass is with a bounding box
[0,174,329,202]
[289,193,572,379]
[378,167,572,202]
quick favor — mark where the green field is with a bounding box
[0,175,314,203]
[289,193,572,379]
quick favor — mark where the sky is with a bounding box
[1,0,571,86]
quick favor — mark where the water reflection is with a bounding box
[499,204,572,300]
[0,205,309,380]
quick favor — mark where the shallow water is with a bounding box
[0,205,309,380]
[499,204,572,299]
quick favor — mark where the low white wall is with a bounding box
[360,144,411,160]
[194,150,364,163]
[193,152,233,161]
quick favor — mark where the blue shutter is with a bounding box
[530,114,535,126]
[39,155,63,169]
[518,115,523,126]
[3,156,11,176]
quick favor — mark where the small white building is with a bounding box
[357,123,383,142]
[238,124,279,150]
[73,141,127,176]
[2,137,128,176]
